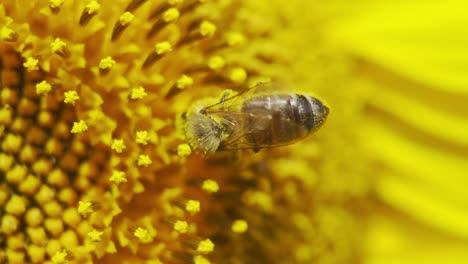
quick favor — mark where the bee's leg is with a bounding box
[219,93,228,103]
[218,91,231,107]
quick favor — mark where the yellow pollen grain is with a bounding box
[3,134,22,153]
[88,229,103,242]
[71,120,88,134]
[33,159,52,175]
[225,32,245,46]
[111,138,126,153]
[58,188,77,206]
[197,239,214,254]
[23,57,39,72]
[194,255,211,264]
[1,27,17,41]
[163,8,180,23]
[1,88,17,105]
[185,199,200,214]
[208,56,225,71]
[98,56,116,70]
[109,170,127,184]
[38,111,54,128]
[64,90,80,104]
[173,220,188,233]
[133,183,145,193]
[51,38,67,54]
[49,0,65,9]
[63,208,81,228]
[7,250,25,263]
[229,67,247,84]
[155,41,172,55]
[119,12,135,26]
[177,143,192,157]
[9,233,26,249]
[44,218,64,237]
[27,245,46,263]
[0,187,8,205]
[6,195,27,215]
[201,179,219,193]
[0,153,14,172]
[60,230,79,248]
[133,227,152,243]
[25,207,44,227]
[231,219,248,233]
[199,21,216,37]
[0,108,13,124]
[137,154,152,167]
[130,86,147,99]
[19,176,40,196]
[135,130,150,145]
[43,201,63,217]
[48,169,67,186]
[36,80,52,95]
[47,241,62,260]
[77,201,94,216]
[86,0,101,14]
[35,185,54,205]
[176,75,193,89]
[51,249,68,264]
[6,165,27,184]
[1,214,19,234]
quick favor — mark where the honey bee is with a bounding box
[181,82,329,154]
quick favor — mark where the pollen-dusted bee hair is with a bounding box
[180,83,329,154]
[182,100,226,154]
[179,90,235,154]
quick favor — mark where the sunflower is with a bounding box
[324,2,468,264]
[1,0,467,264]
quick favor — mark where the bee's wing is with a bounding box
[207,103,309,151]
[204,82,288,112]
[203,82,309,151]
[205,110,267,151]
[242,82,286,96]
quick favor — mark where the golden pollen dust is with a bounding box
[181,82,330,154]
